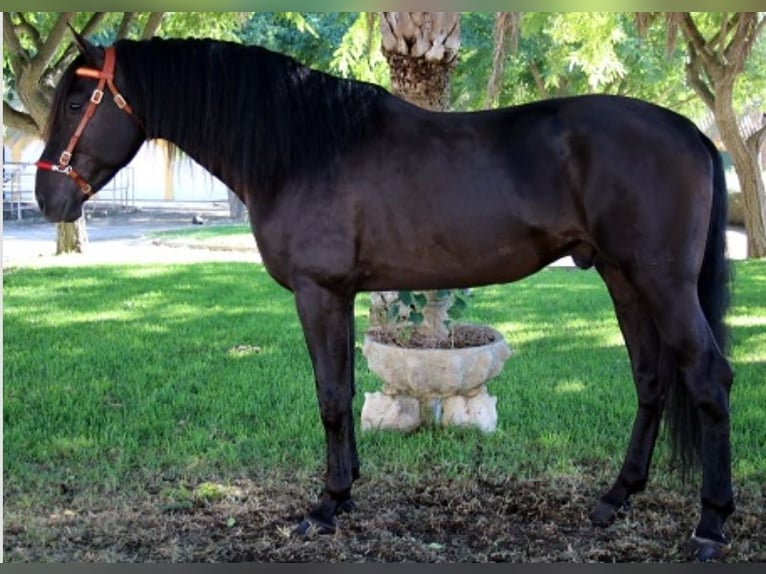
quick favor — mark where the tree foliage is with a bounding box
[5,11,765,255]
[453,13,706,117]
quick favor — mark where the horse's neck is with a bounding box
[129,40,382,209]
[129,42,256,194]
[149,93,248,198]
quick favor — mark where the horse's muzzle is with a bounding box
[36,192,82,223]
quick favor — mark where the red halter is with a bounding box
[36,46,143,197]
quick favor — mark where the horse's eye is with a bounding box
[68,102,83,112]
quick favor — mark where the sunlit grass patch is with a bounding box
[149,224,252,241]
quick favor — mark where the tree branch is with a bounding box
[80,12,108,37]
[3,13,29,72]
[529,61,549,99]
[663,13,681,54]
[3,100,42,136]
[141,12,165,39]
[366,12,377,59]
[33,12,74,73]
[685,49,715,110]
[14,12,43,52]
[711,12,733,52]
[678,13,719,71]
[724,13,762,73]
[634,12,659,38]
[485,12,520,108]
[609,77,627,96]
[116,12,135,39]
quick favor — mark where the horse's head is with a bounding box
[36,32,145,222]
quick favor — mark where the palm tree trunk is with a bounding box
[380,12,459,110]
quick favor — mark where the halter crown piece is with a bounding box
[35,46,143,197]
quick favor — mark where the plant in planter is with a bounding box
[369,289,471,347]
[361,288,512,433]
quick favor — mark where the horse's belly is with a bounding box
[357,243,551,291]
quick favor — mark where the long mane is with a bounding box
[107,37,387,196]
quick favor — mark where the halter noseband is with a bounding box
[36,46,143,197]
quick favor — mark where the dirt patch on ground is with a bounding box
[366,324,499,349]
[5,472,764,562]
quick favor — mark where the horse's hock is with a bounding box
[361,325,511,433]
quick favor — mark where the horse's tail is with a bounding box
[697,133,731,351]
[663,131,731,480]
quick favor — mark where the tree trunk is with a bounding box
[55,219,88,255]
[227,189,248,221]
[370,12,460,341]
[725,130,766,258]
[676,12,766,258]
[713,88,766,258]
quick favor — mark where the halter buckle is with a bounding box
[90,89,104,104]
[113,93,127,109]
[59,150,72,166]
[52,164,73,175]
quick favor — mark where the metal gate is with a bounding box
[3,161,135,220]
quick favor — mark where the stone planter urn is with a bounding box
[360,324,511,433]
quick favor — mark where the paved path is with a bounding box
[2,203,260,269]
[2,203,749,270]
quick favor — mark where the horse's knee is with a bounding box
[316,399,352,430]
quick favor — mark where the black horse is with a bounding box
[36,34,734,561]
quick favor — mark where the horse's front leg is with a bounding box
[292,280,358,535]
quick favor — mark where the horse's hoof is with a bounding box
[686,531,731,562]
[589,499,630,527]
[293,517,336,538]
[337,498,357,515]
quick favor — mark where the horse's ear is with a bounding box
[68,24,103,65]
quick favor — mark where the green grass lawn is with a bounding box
[4,261,765,510]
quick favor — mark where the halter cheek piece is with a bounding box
[35,46,144,197]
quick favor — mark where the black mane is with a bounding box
[107,38,386,196]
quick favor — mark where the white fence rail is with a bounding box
[3,162,135,220]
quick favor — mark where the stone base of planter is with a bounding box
[360,386,498,433]
[360,392,421,433]
[442,387,497,432]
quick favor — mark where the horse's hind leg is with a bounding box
[590,264,665,526]
[628,270,734,560]
[292,280,359,535]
